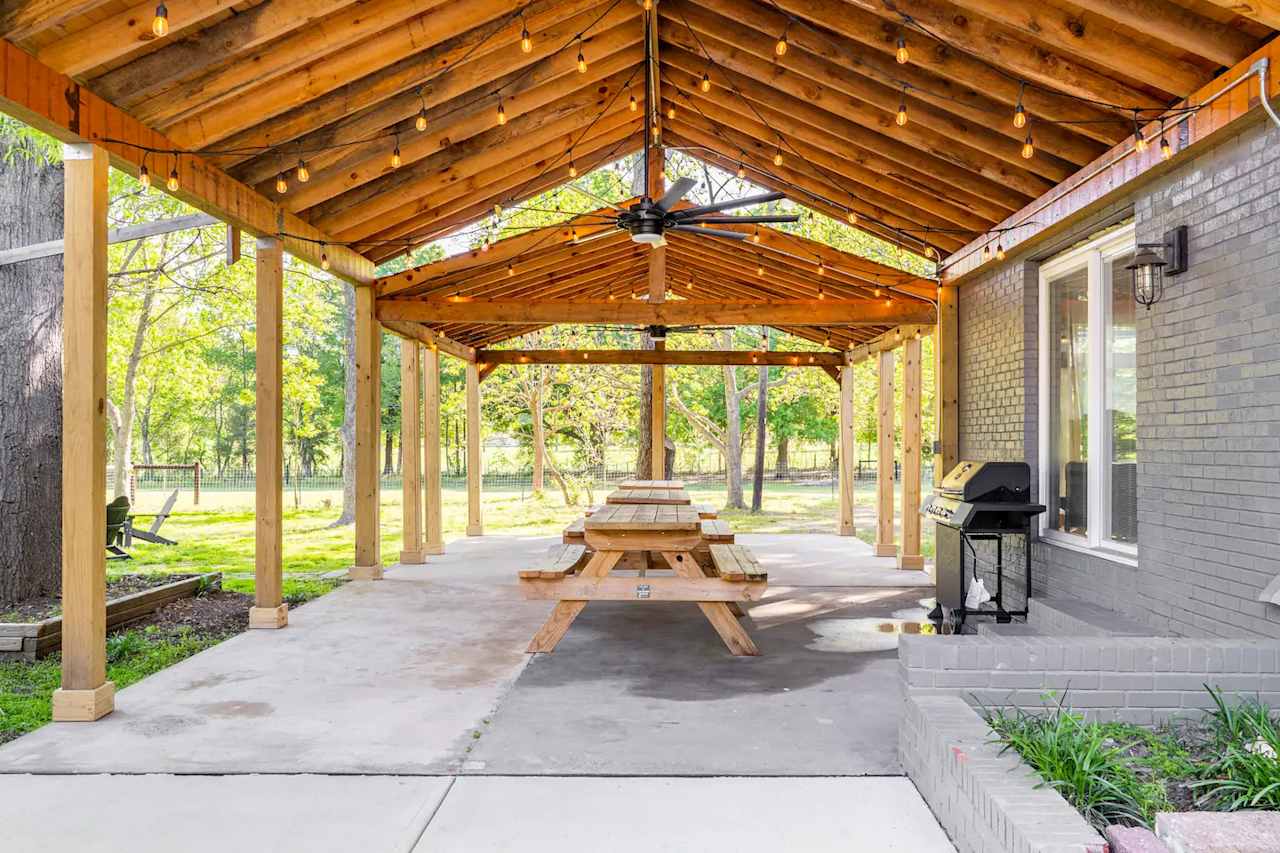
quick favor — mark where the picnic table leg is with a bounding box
[660,551,759,656]
[527,550,622,653]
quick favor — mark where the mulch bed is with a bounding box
[1,574,202,623]
[122,589,253,639]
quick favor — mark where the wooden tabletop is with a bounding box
[618,479,685,489]
[606,487,691,506]
[584,503,701,532]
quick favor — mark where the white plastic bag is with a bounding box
[965,576,991,610]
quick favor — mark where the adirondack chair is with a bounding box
[106,495,132,561]
[126,488,179,546]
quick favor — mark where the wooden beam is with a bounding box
[380,320,476,362]
[846,325,934,364]
[1065,0,1256,67]
[875,349,896,559]
[1201,0,1280,30]
[899,336,924,570]
[942,40,1280,281]
[477,362,499,383]
[224,225,241,267]
[53,142,113,722]
[0,212,218,267]
[378,299,936,327]
[935,284,958,486]
[477,349,844,366]
[0,39,373,284]
[250,237,288,629]
[351,286,383,580]
[465,360,483,537]
[838,365,855,537]
[400,339,426,564]
[423,346,444,555]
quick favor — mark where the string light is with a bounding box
[166,159,179,192]
[700,71,712,92]
[667,105,676,120]
[152,2,168,37]
[847,210,857,225]
[321,247,331,271]
[816,259,825,275]
[924,246,937,259]
[996,243,1006,261]
[751,227,761,243]
[736,163,746,179]
[390,138,402,169]
[493,202,503,216]
[577,39,587,73]
[497,98,506,125]
[773,147,784,166]
[643,0,652,9]
[415,95,428,132]
[1160,133,1172,161]
[817,284,825,299]
[296,159,310,183]
[629,88,638,112]
[896,35,909,64]
[1021,133,1034,159]
[982,243,992,261]
[823,335,831,347]
[1013,82,1027,128]
[757,262,764,276]
[775,23,789,56]
[507,263,516,277]
[275,172,288,194]
[568,159,577,178]
[138,160,151,190]
[520,18,532,54]
[896,89,908,127]
[1134,127,1148,153]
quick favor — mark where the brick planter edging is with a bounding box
[901,692,1106,853]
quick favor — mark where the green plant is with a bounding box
[105,630,149,664]
[1190,687,1280,810]
[986,696,1153,829]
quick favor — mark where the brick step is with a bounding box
[976,621,1041,637]
[1029,595,1155,637]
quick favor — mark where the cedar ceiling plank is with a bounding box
[0,0,108,42]
[838,0,1167,106]
[410,243,641,300]
[664,4,1070,190]
[681,0,1105,165]
[755,0,1124,146]
[1190,0,1280,33]
[405,237,638,294]
[223,0,624,178]
[662,80,997,232]
[1065,0,1257,66]
[262,38,644,208]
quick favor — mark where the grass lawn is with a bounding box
[121,480,932,578]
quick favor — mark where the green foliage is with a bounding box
[1190,687,1280,810]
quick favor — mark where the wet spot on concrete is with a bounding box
[126,714,204,736]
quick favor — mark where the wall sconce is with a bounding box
[1126,225,1188,309]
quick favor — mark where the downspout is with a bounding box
[1254,58,1280,131]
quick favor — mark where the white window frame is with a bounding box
[1037,223,1138,560]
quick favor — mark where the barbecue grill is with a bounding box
[922,461,1045,627]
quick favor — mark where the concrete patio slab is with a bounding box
[741,532,934,587]
[415,776,955,852]
[0,773,453,853]
[467,586,932,775]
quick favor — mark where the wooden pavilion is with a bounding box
[1,0,1277,721]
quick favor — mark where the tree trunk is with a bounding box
[776,434,790,479]
[531,373,545,495]
[110,283,154,498]
[383,427,394,475]
[0,139,63,605]
[723,363,745,510]
[751,362,767,512]
[331,282,358,526]
[635,335,654,479]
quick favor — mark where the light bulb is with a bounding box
[507,264,515,277]
[416,109,427,132]
[773,150,783,166]
[166,168,179,192]
[925,246,937,259]
[996,244,1006,261]
[1021,133,1034,159]
[823,336,830,347]
[896,36,908,64]
[629,94,638,112]
[577,49,587,74]
[481,239,490,252]
[873,288,881,297]
[643,0,652,9]
[521,27,532,54]
[817,260,825,275]
[321,252,330,271]
[568,161,577,178]
[1013,104,1026,128]
[700,72,711,92]
[296,160,309,182]
[751,228,760,243]
[775,34,788,56]
[494,202,503,216]
[847,210,857,225]
[1135,132,1148,153]
[736,163,746,179]
[152,2,168,37]
[497,101,506,125]
[1160,136,1172,160]
[757,264,764,276]
[391,145,401,168]
[982,244,991,261]
[896,100,908,127]
[275,172,288,194]
[884,296,892,306]
[817,285,825,300]
[138,164,150,190]
[667,105,676,120]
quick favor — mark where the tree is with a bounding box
[0,123,63,604]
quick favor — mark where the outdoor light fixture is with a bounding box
[1126,225,1188,309]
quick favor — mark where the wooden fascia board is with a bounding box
[475,349,845,367]
[844,325,934,365]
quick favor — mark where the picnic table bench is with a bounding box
[524,504,764,656]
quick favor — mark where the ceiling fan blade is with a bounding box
[669,191,786,220]
[654,176,697,212]
[669,224,749,240]
[680,215,800,225]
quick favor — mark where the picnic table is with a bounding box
[618,479,685,489]
[606,486,691,505]
[521,503,765,656]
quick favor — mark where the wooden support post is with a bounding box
[351,286,383,580]
[651,343,666,479]
[53,143,113,722]
[465,360,483,536]
[423,346,444,554]
[899,336,925,570]
[225,225,241,266]
[837,365,856,537]
[936,284,959,485]
[875,349,897,558]
[250,237,287,628]
[399,339,426,564]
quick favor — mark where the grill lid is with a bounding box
[938,461,1031,503]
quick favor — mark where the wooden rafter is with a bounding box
[476,349,846,366]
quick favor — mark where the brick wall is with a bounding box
[956,116,1280,639]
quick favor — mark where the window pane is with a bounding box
[1047,265,1089,537]
[1107,253,1138,544]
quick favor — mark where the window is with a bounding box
[1038,225,1137,556]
